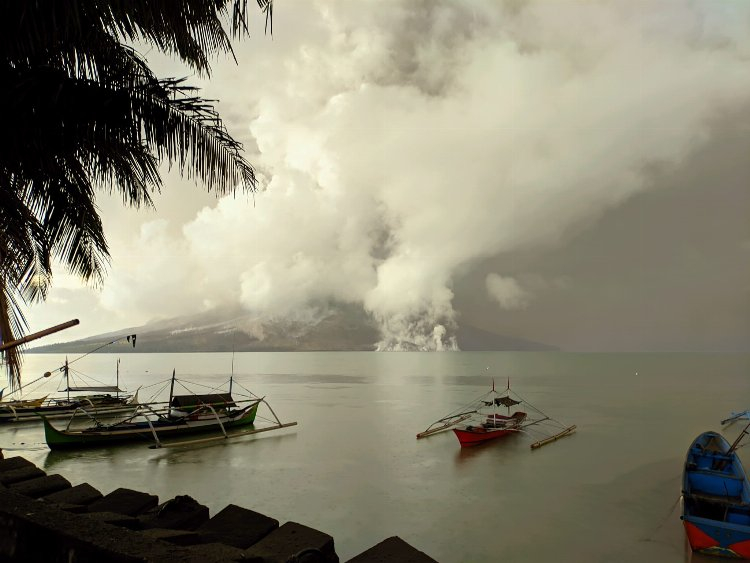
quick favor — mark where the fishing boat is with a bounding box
[453,410,528,447]
[0,319,79,393]
[681,424,750,559]
[417,379,576,449]
[0,356,137,423]
[0,392,136,423]
[42,371,296,450]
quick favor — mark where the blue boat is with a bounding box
[681,426,750,558]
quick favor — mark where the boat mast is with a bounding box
[65,357,70,401]
[169,369,176,406]
[116,358,120,399]
[230,337,235,396]
[506,378,510,416]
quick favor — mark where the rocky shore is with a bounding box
[0,450,437,562]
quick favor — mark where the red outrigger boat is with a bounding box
[417,379,576,450]
[453,411,528,447]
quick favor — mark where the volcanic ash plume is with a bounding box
[93,0,750,351]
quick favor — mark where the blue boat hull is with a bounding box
[681,431,750,558]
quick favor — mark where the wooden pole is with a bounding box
[0,319,79,351]
[168,369,176,407]
[728,422,750,454]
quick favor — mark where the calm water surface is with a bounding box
[3,352,749,562]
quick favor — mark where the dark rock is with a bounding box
[177,541,246,562]
[197,504,278,548]
[139,494,209,531]
[52,502,90,514]
[44,482,103,506]
[0,466,45,486]
[0,456,33,472]
[243,521,338,563]
[82,511,142,530]
[0,487,183,562]
[345,537,438,563]
[87,487,158,516]
[9,474,71,498]
[0,457,439,562]
[140,528,203,546]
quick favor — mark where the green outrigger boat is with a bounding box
[42,371,297,450]
[43,395,261,449]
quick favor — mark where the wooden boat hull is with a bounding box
[453,426,518,447]
[453,411,527,447]
[43,403,259,450]
[681,431,750,558]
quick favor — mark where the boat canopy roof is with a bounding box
[171,394,236,410]
[497,397,521,407]
[63,386,123,393]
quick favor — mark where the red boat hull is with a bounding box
[453,411,527,447]
[454,427,517,447]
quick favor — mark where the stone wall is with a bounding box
[0,452,437,562]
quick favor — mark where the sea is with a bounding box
[2,351,749,563]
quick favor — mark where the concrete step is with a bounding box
[0,465,45,486]
[243,521,338,563]
[44,482,103,506]
[87,487,158,516]
[345,536,438,563]
[197,504,279,548]
[9,474,71,498]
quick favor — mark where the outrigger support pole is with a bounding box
[206,404,228,438]
[146,398,297,449]
[146,418,162,449]
[260,397,282,426]
[416,413,474,439]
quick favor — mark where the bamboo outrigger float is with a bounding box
[417,379,576,450]
[529,424,578,449]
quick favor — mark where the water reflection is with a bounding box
[453,433,524,466]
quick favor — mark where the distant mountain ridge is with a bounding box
[29,305,557,353]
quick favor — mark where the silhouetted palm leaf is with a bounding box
[0,0,272,387]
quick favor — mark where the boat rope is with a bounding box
[58,367,120,392]
[57,334,136,368]
[640,494,681,543]
[176,377,261,401]
[163,377,257,402]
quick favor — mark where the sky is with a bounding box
[25,0,750,351]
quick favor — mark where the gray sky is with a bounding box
[26,0,750,351]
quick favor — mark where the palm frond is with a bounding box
[0,0,272,388]
[2,1,273,77]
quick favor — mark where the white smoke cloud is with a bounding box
[486,274,530,310]
[32,0,750,347]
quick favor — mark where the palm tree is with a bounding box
[0,1,272,387]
